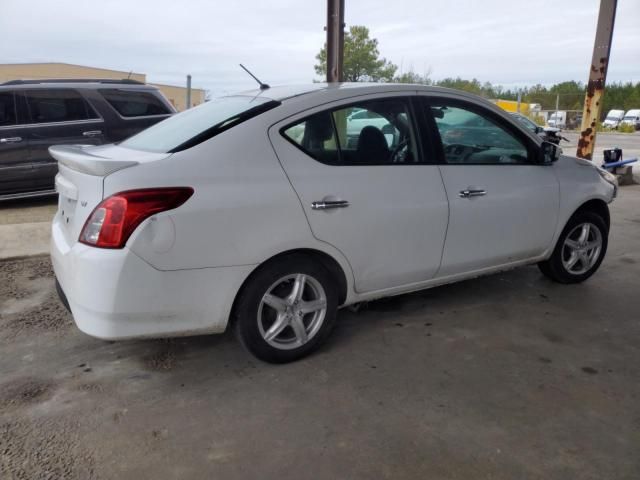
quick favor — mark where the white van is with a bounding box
[548,111,566,129]
[602,109,625,128]
[621,109,640,130]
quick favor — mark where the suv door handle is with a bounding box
[311,200,350,210]
[459,189,487,198]
[0,137,22,144]
[82,130,102,137]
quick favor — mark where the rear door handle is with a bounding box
[459,189,487,198]
[311,200,350,210]
[0,137,22,144]
[82,130,102,137]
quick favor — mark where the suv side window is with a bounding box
[427,102,530,164]
[99,89,170,117]
[24,89,99,124]
[282,98,419,165]
[0,91,17,126]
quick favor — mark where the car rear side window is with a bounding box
[99,89,170,117]
[24,89,99,124]
[0,91,17,126]
[283,111,341,165]
[282,98,419,166]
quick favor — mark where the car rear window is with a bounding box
[99,89,171,117]
[121,95,280,153]
[24,89,99,123]
[0,91,17,126]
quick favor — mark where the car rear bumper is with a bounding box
[51,221,255,340]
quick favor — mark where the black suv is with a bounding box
[0,79,175,200]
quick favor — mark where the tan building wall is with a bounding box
[0,63,206,111]
[0,62,146,83]
[151,83,206,111]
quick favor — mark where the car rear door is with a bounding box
[270,93,449,293]
[0,90,33,197]
[23,88,105,192]
[418,95,560,277]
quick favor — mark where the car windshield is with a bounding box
[121,95,277,153]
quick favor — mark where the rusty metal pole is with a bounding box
[326,0,345,82]
[576,0,617,160]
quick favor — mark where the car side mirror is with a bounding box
[540,141,561,164]
[535,126,543,134]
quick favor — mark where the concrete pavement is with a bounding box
[562,131,640,164]
[0,197,55,259]
[1,185,639,479]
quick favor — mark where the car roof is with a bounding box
[0,79,159,90]
[232,82,485,104]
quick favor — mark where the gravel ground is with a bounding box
[1,188,639,479]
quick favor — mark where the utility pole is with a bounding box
[326,0,345,82]
[577,0,617,160]
[516,90,522,113]
[186,74,192,110]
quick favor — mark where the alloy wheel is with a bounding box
[561,222,603,275]
[257,273,327,350]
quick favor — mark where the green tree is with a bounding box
[393,69,432,85]
[315,26,397,82]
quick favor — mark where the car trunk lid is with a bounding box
[50,144,171,245]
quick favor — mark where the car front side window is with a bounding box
[428,102,530,165]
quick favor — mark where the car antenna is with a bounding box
[239,64,270,90]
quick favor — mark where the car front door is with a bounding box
[270,94,449,293]
[0,90,33,197]
[419,96,560,277]
[23,88,105,192]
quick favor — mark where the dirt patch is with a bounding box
[143,340,178,371]
[76,382,105,394]
[0,257,72,338]
[0,377,53,410]
[0,417,96,479]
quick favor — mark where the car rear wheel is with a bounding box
[538,211,608,284]
[234,255,338,363]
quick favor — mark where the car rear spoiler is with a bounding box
[49,145,139,176]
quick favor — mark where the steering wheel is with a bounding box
[390,138,409,163]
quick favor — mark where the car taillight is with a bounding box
[79,187,194,249]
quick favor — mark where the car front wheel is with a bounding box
[538,211,608,284]
[234,255,338,363]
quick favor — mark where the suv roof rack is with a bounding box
[1,78,145,86]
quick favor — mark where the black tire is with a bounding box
[538,210,608,284]
[234,255,339,363]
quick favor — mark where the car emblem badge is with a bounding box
[81,201,87,207]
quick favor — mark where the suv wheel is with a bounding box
[234,255,338,363]
[538,211,608,284]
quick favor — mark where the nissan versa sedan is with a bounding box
[50,83,618,363]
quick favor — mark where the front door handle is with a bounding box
[311,199,350,210]
[82,130,102,137]
[0,137,22,144]
[459,189,487,198]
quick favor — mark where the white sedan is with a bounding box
[50,83,617,363]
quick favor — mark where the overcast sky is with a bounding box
[1,0,638,96]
